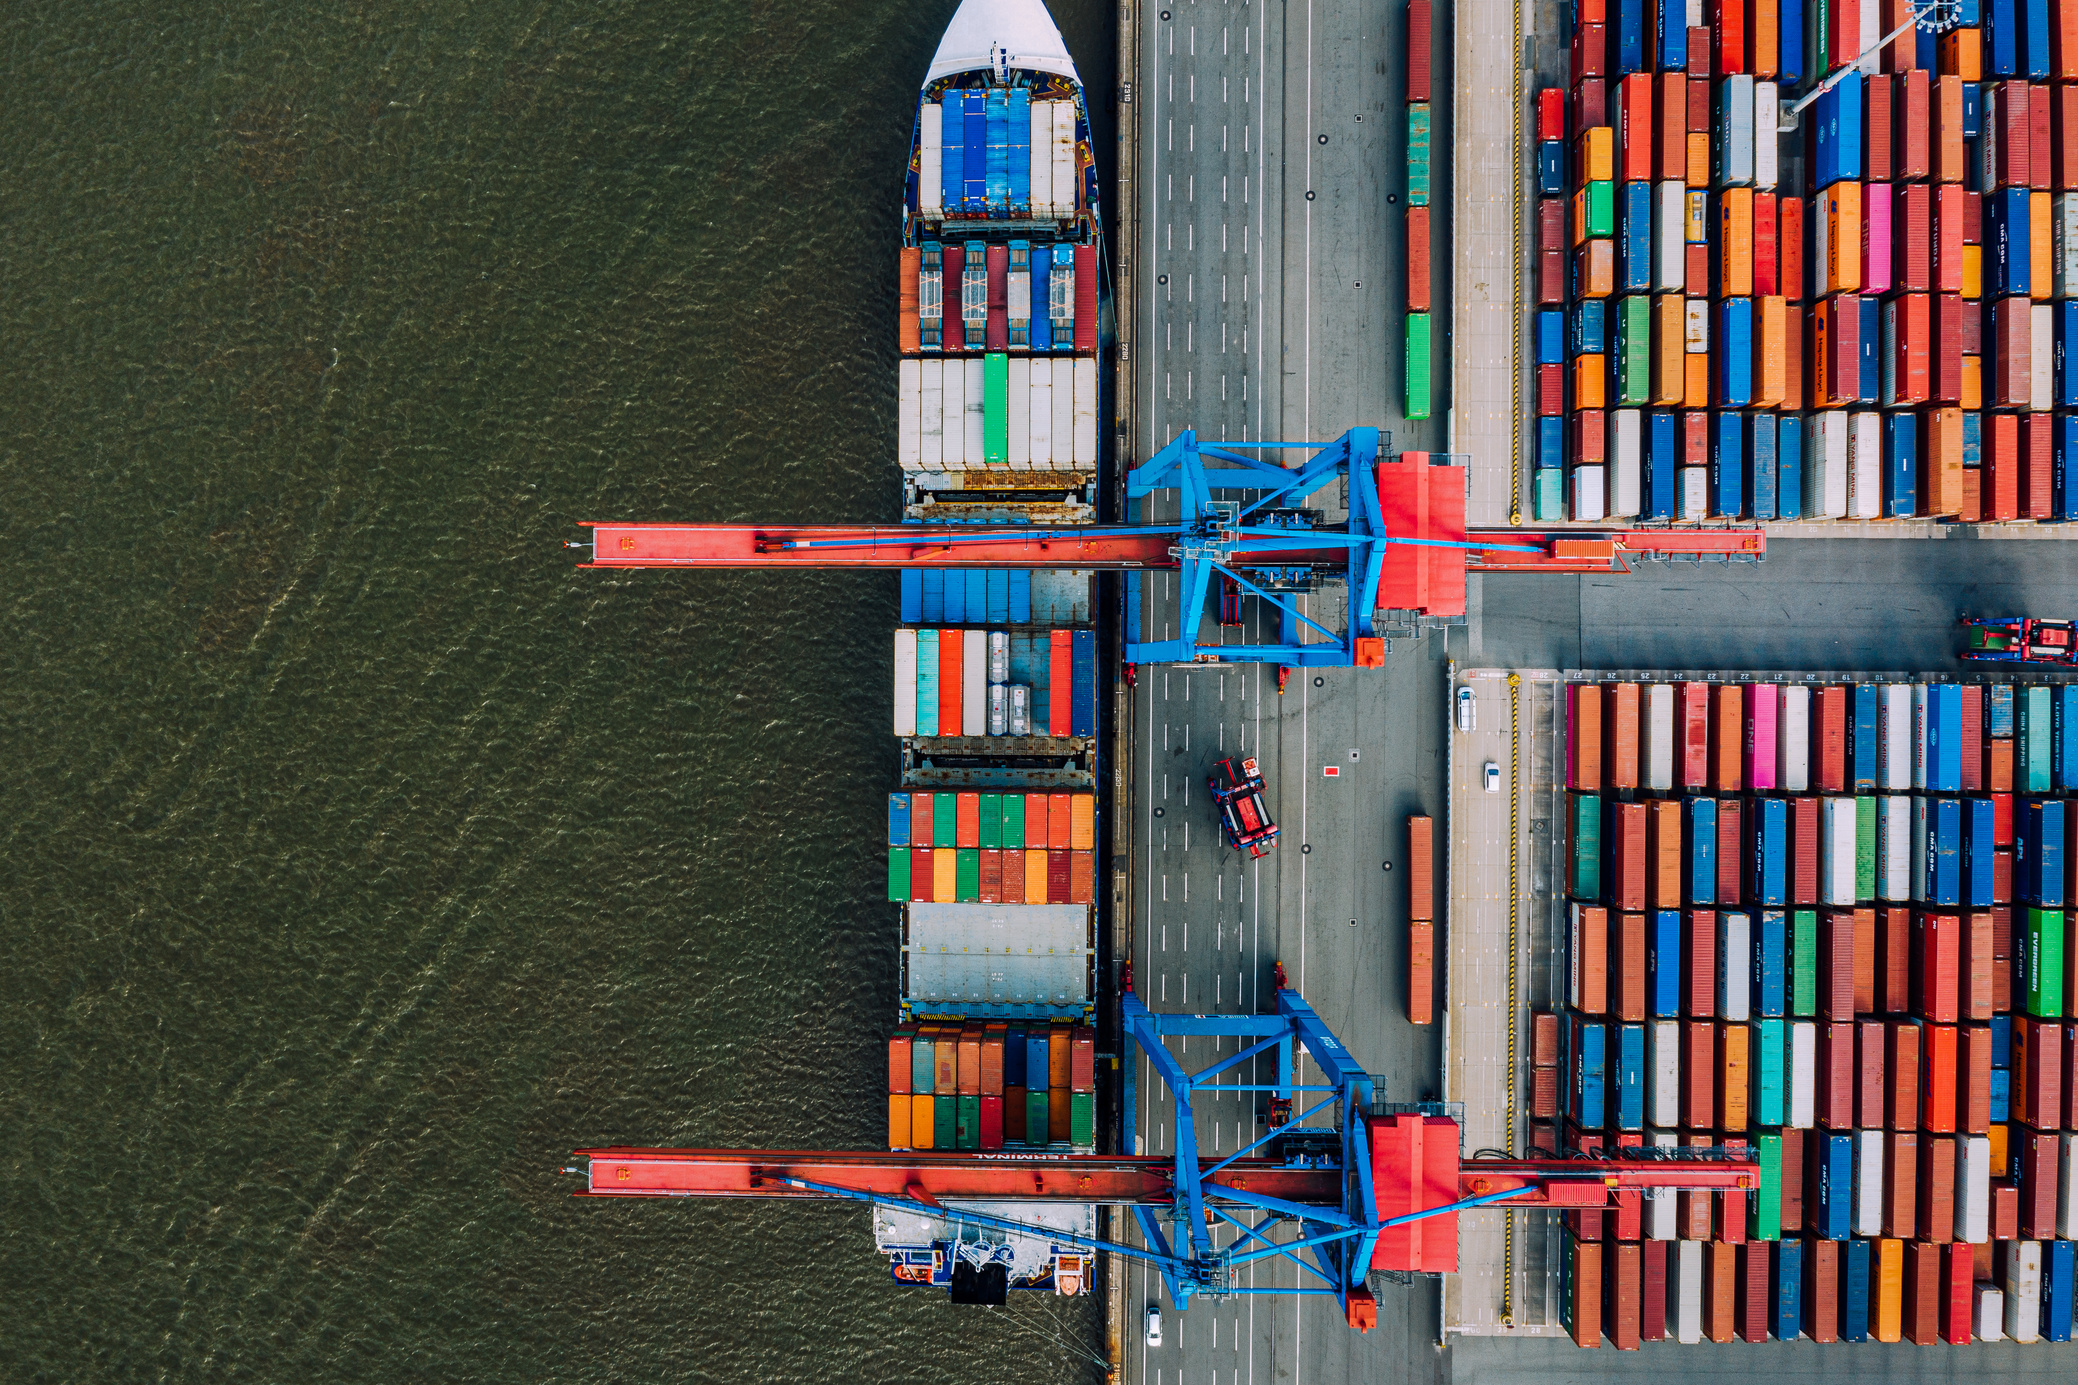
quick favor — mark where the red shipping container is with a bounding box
[1957,1024,1991,1133]
[1792,797,1821,905]
[1866,73,1895,180]
[1538,87,1565,143]
[1780,194,1805,302]
[1964,188,1983,244]
[1932,185,1965,292]
[1806,1237,1841,1342]
[1903,1241,1943,1345]
[2061,8,2078,81]
[1895,184,1931,293]
[1921,1023,1959,1132]
[1877,905,1913,1015]
[2031,78,2052,189]
[1537,361,1565,415]
[1941,1241,1973,1340]
[1857,1021,1889,1128]
[1818,1022,1857,1128]
[2024,411,2055,519]
[1683,411,1709,465]
[1612,801,1648,912]
[1828,0,1859,69]
[1715,0,1747,71]
[1684,1019,1717,1128]
[1608,681,1642,788]
[1613,911,1648,1021]
[1568,1129,1606,1242]
[1605,1239,1642,1348]
[1921,1136,1958,1245]
[1572,682,1603,789]
[985,245,1009,350]
[1577,78,1609,130]
[1960,686,1984,791]
[1716,799,1743,905]
[1888,1018,1923,1129]
[1994,849,2013,904]
[1817,685,1846,791]
[1987,409,2021,520]
[1935,75,1967,182]
[1613,1130,1644,1241]
[1990,81,2032,188]
[1737,1242,1770,1342]
[1073,246,1097,352]
[1682,682,1711,788]
[1688,27,1712,77]
[1992,1183,2021,1241]
[2058,84,2078,187]
[1618,73,1654,184]
[1959,910,1993,1020]
[1660,73,1689,180]
[1406,0,1432,102]
[2014,1016,2062,1128]
[1932,292,1966,402]
[1407,207,1433,313]
[1687,909,1718,1019]
[1915,911,1960,1021]
[1574,22,1609,78]
[2022,1133,2062,1238]
[1897,70,1932,179]
[1683,1135,1715,1239]
[1640,1239,1669,1341]
[1568,1235,1604,1348]
[1887,1132,1919,1239]
[1533,1011,1562,1066]
[1992,297,2032,411]
[1539,248,1567,305]
[1753,192,1778,295]
[1539,197,1565,252]
[1821,910,1857,1020]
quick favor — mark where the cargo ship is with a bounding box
[875,0,1110,1304]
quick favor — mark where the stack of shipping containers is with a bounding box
[1538,0,2078,522]
[1408,0,1437,422]
[1542,674,2078,1346]
[885,585,1100,1154]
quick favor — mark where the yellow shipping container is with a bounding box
[1026,848,1050,903]
[1685,189,1710,243]
[1754,295,1787,407]
[889,1095,911,1149]
[1822,181,1864,296]
[2032,193,2051,302]
[934,848,958,902]
[1874,1238,1904,1343]
[1069,792,1095,849]
[1579,126,1615,183]
[1989,1123,2008,1175]
[1961,243,1982,298]
[1720,187,1755,298]
[911,1094,936,1149]
[1683,353,1709,407]
[1961,355,1982,410]
[1686,132,1710,187]
[1655,294,1686,403]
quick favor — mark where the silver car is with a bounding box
[1146,1304,1163,1347]
[1455,685,1475,732]
[1484,760,1502,793]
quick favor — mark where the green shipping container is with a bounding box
[1583,180,1615,239]
[1406,313,1433,420]
[1572,794,1603,900]
[1001,793,1025,845]
[1748,1133,1783,1242]
[978,792,1002,849]
[1752,1018,1786,1127]
[1070,1092,1096,1149]
[1026,1089,1051,1144]
[888,847,911,901]
[934,1094,957,1149]
[1791,910,1818,1017]
[956,1094,980,1150]
[2023,687,2054,792]
[1615,295,1651,405]
[912,1037,936,1094]
[1854,797,1877,903]
[933,792,957,847]
[955,847,981,901]
[984,352,1009,465]
[1533,468,1566,520]
[1408,103,1431,207]
[2027,908,2066,1018]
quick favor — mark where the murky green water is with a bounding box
[2,2,1110,1378]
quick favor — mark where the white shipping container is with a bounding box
[2060,1133,2078,1239]
[1028,101,1054,214]
[1648,1021,1682,1129]
[894,629,918,736]
[1051,357,1074,463]
[1789,1021,1816,1128]
[1853,1129,1886,1237]
[1683,296,1709,352]
[1858,0,1881,70]
[1007,684,1030,736]
[1912,795,1930,902]
[1778,685,1810,791]
[987,630,1009,685]
[1880,683,1913,790]
[1959,1134,1991,1243]
[1006,356,1031,469]
[1807,412,1850,517]
[2032,303,2054,412]
[1680,465,1710,519]
[2005,1241,2043,1342]
[1647,1128,1679,1239]
[1880,794,1912,901]
[919,102,943,213]
[1611,409,1643,518]
[1912,684,1930,789]
[1051,102,1076,217]
[1029,358,1054,463]
[1722,74,1756,186]
[1570,465,1607,522]
[1718,911,1752,1022]
[1753,83,1779,188]
[919,358,945,470]
[964,631,986,732]
[987,683,1007,735]
[1647,683,1676,791]
[899,358,924,469]
[1847,411,1881,518]
[1674,1239,1705,1343]
[1686,0,1703,24]
[2056,193,2078,299]
[1656,181,1686,292]
[1072,358,1098,466]
[1822,798,1858,905]
[1978,1285,2006,1341]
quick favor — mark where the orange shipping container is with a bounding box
[1615,911,1649,1021]
[1579,125,1615,182]
[1569,1236,1604,1347]
[1821,181,1864,295]
[1048,1026,1070,1087]
[1025,792,1049,847]
[899,246,922,353]
[1687,131,1711,187]
[911,1093,936,1148]
[1047,792,1072,848]
[1409,815,1436,921]
[981,1026,1005,1093]
[1940,25,1982,79]
[1608,681,1642,787]
[1960,243,1982,298]
[1573,683,1604,789]
[1650,800,1683,909]
[1886,1133,1918,1238]
[1025,848,1049,903]
[1684,351,1710,407]
[1718,1022,1751,1131]
[1720,187,1755,298]
[1714,683,1744,791]
[1068,849,1094,903]
[1659,73,1688,180]
[888,1094,911,1147]
[934,848,958,901]
[1755,295,1788,406]
[2032,191,2052,302]
[1874,1238,1904,1343]
[1935,75,1967,181]
[1655,294,1686,402]
[1407,206,1432,312]
[1069,793,1095,849]
[1409,919,1436,1024]
[1705,1241,1738,1342]
[1751,0,1780,74]
[1575,353,1609,407]
[958,1027,982,1094]
[1960,353,1983,409]
[1922,406,1966,515]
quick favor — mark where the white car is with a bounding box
[1455,686,1475,732]
[1146,1305,1163,1347]
[1483,760,1502,793]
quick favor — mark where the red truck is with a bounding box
[1208,756,1280,857]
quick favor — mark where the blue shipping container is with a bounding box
[985,88,1010,204]
[1773,1239,1804,1341]
[2020,798,2068,906]
[1714,408,1746,517]
[1991,187,2031,297]
[1537,310,1565,365]
[1928,797,1963,907]
[1007,89,1031,204]
[1984,0,2019,75]
[1840,1237,1872,1342]
[1884,411,1917,518]
[1754,909,1787,1016]
[1963,797,1998,908]
[1747,411,1779,519]
[1719,300,1755,407]
[1573,1020,1607,1127]
[1687,796,1719,905]
[2053,415,2078,519]
[1993,1012,2013,1068]
[1858,296,1881,404]
[1617,1023,1645,1130]
[1572,299,1608,357]
[1650,909,1683,1016]
[1851,685,1879,792]
[901,569,925,623]
[1024,1031,1049,1086]
[1753,796,1789,906]
[1991,683,2016,737]
[1779,0,1804,83]
[1071,629,1096,736]
[2045,1238,2075,1342]
[1539,140,1565,196]
[1962,408,1984,468]
[1929,683,1964,791]
[2023,0,2051,77]
[888,793,911,846]
[1659,1,1688,68]
[1990,1066,2012,1123]
[1003,1026,1027,1085]
[2057,302,2078,407]
[1814,1133,1854,1240]
[1815,71,1865,189]
[2058,684,2078,789]
[1647,411,1678,518]
[1616,0,1647,69]
[1963,81,1983,139]
[1539,415,1566,468]
[963,91,988,208]
[1621,181,1653,292]
[1777,415,1804,519]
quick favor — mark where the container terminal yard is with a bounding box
[560,0,2078,1379]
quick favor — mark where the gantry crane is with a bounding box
[570,974,1758,1330]
[574,428,1765,668]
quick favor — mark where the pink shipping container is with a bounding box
[1862,183,1893,295]
[1745,684,1779,790]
